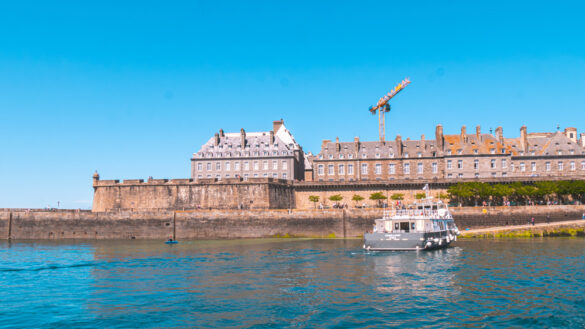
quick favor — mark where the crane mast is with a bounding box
[368,78,411,142]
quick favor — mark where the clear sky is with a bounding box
[1,0,584,209]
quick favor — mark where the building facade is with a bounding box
[191,120,305,181]
[312,125,585,182]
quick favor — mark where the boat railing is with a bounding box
[392,209,452,218]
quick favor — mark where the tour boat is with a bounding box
[363,198,460,251]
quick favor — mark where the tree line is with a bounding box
[447,181,585,206]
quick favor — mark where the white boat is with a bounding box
[363,198,460,251]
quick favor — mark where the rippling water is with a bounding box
[1,238,585,328]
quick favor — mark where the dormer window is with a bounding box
[339,154,344,159]
[362,154,367,159]
[389,153,394,158]
[263,151,268,156]
[570,150,575,155]
[457,149,462,155]
[417,152,422,158]
[319,155,323,159]
[328,154,333,159]
[348,154,353,159]
[531,151,535,156]
[404,153,409,158]
[375,153,380,158]
[447,150,452,155]
[490,148,495,154]
[254,152,259,156]
[473,149,478,154]
[558,151,562,155]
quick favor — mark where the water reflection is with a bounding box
[1,238,585,328]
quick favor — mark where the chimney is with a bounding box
[421,134,425,141]
[395,135,403,157]
[273,119,284,134]
[461,125,467,143]
[435,124,444,151]
[214,133,220,146]
[495,126,504,145]
[335,137,340,151]
[240,128,246,148]
[219,129,224,137]
[476,125,481,142]
[354,136,360,152]
[520,125,528,152]
[580,133,585,147]
[321,139,331,150]
[269,131,274,145]
[564,127,577,143]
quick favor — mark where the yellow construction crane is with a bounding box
[368,78,411,142]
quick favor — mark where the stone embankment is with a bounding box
[460,220,585,238]
[1,205,584,240]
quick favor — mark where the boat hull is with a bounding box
[363,231,455,251]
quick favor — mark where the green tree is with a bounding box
[415,192,426,200]
[352,194,365,207]
[329,194,343,202]
[308,195,320,209]
[534,181,558,203]
[390,193,405,200]
[369,192,387,207]
[436,192,450,201]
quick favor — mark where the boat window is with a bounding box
[400,222,410,232]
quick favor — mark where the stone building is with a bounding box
[312,125,585,182]
[191,120,305,181]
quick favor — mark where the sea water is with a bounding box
[1,238,584,328]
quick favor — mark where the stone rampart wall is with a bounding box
[2,206,585,240]
[92,178,295,212]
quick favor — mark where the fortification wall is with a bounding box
[2,206,585,240]
[92,178,295,212]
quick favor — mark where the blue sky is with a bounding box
[1,1,584,208]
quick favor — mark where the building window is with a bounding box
[457,149,462,155]
[235,162,240,170]
[581,161,585,170]
[558,151,562,155]
[328,165,334,175]
[475,173,480,178]
[339,164,345,175]
[447,173,452,178]
[511,163,515,171]
[282,173,287,179]
[361,163,368,175]
[375,164,381,175]
[474,159,479,170]
[253,161,259,170]
[273,173,278,178]
[447,160,452,170]
[389,164,395,174]
[272,161,278,170]
[339,154,344,159]
[490,159,496,169]
[531,162,536,172]
[362,154,367,159]
[244,174,249,181]
[491,172,497,177]
[226,162,231,171]
[263,161,268,170]
[558,161,563,171]
[457,160,463,169]
[502,159,507,169]
[254,173,258,178]
[282,161,287,170]
[263,173,268,177]
[244,161,249,170]
[328,154,333,159]
[348,164,354,175]
[545,162,550,171]
[375,153,380,159]
[197,175,202,179]
[447,150,452,155]
[432,162,438,174]
[216,162,221,170]
[570,161,576,171]
[348,154,353,159]
[520,162,525,172]
[404,163,410,174]
[490,148,495,154]
[404,153,409,158]
[458,173,463,178]
[473,149,478,154]
[197,163,202,171]
[502,172,507,177]
[206,162,212,171]
[417,152,422,158]
[318,165,324,176]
